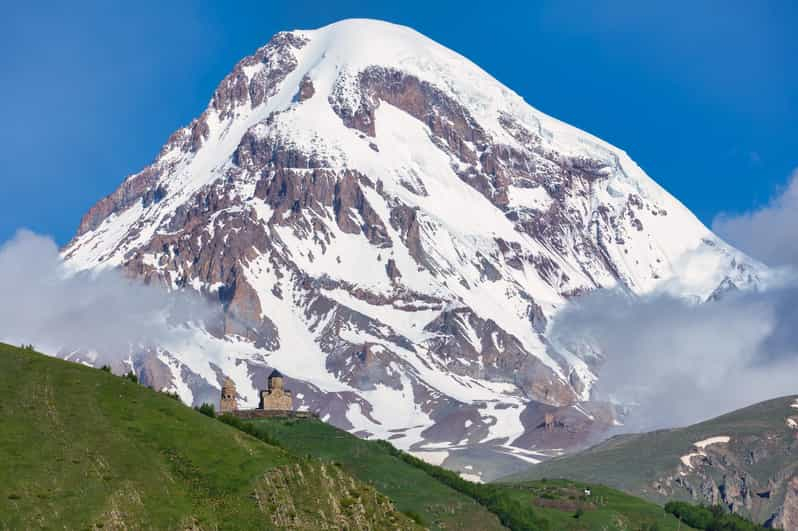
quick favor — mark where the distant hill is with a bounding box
[0,343,418,529]
[503,396,798,528]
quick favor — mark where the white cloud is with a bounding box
[0,230,214,361]
[551,286,798,431]
[713,170,798,268]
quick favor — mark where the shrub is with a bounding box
[665,501,766,530]
[196,403,215,418]
[216,414,281,447]
[403,510,425,526]
[573,508,584,519]
[340,496,356,509]
[161,390,181,401]
[373,439,549,531]
[100,365,112,373]
[124,371,138,384]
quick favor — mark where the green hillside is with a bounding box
[503,396,798,526]
[0,342,705,530]
[246,417,504,530]
[247,417,691,530]
[0,343,418,530]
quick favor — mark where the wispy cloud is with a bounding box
[0,230,214,362]
[713,169,798,268]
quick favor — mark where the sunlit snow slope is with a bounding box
[63,19,764,479]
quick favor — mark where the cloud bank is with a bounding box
[0,230,214,362]
[552,170,798,431]
[551,286,798,431]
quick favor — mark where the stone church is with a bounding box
[219,369,293,414]
[259,369,293,411]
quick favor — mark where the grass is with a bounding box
[500,479,692,530]
[247,416,693,530]
[0,343,418,529]
[246,416,505,530]
[0,342,720,530]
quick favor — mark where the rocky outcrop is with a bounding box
[651,425,798,527]
[71,30,308,240]
[771,477,798,530]
[74,165,162,237]
[423,307,576,405]
[255,462,418,530]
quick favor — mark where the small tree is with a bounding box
[196,403,215,418]
[124,371,138,384]
[161,390,181,401]
[100,365,112,373]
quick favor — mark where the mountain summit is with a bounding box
[63,19,763,477]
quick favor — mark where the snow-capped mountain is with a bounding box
[63,19,763,479]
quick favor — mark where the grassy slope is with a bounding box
[249,417,690,530]
[503,395,798,493]
[0,344,418,530]
[502,479,691,531]
[0,342,698,530]
[247,417,505,530]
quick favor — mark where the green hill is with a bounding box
[0,343,418,530]
[0,343,702,530]
[246,417,691,530]
[245,417,505,530]
[503,396,798,527]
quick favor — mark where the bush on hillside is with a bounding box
[216,414,281,447]
[124,371,138,384]
[664,501,766,530]
[161,390,181,401]
[196,403,215,418]
[402,510,425,526]
[374,439,550,531]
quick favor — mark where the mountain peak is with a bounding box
[63,20,765,478]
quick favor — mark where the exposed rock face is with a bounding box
[648,414,798,528]
[62,19,765,477]
[256,462,418,529]
[516,396,798,527]
[772,477,798,530]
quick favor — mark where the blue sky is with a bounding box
[1,1,795,245]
